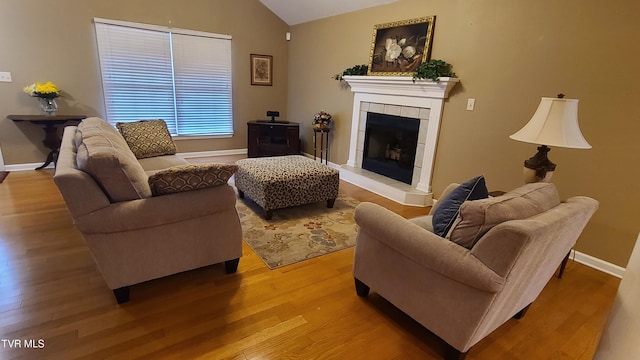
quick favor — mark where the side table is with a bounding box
[247,120,300,157]
[8,115,86,170]
[313,128,330,164]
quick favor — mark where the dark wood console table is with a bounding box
[8,115,86,170]
[247,120,300,158]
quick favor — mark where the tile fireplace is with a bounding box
[362,111,420,185]
[340,76,458,206]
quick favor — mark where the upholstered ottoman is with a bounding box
[235,155,339,219]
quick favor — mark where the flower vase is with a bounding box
[38,97,58,116]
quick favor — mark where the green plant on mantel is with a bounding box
[333,64,368,81]
[333,60,456,83]
[412,59,457,82]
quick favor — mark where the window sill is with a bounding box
[173,134,233,141]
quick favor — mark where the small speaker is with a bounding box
[266,111,280,122]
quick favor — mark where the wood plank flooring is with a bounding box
[0,159,620,359]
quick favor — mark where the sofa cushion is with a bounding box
[432,175,489,237]
[139,155,189,172]
[449,182,560,249]
[76,117,152,202]
[116,120,177,159]
[148,163,238,196]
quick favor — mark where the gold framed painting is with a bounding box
[250,54,273,86]
[368,16,436,76]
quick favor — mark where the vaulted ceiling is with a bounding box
[258,0,398,25]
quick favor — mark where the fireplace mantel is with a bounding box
[340,75,459,207]
[342,76,459,99]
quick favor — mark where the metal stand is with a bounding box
[313,128,330,164]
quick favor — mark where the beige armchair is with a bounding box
[353,182,598,359]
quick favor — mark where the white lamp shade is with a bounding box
[510,97,592,149]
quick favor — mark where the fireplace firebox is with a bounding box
[362,112,420,184]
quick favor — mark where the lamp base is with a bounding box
[523,167,554,183]
[523,145,557,183]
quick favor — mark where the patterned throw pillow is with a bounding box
[148,163,238,196]
[116,120,177,159]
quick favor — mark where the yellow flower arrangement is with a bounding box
[23,81,61,99]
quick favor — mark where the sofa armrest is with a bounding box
[471,196,599,277]
[354,202,505,293]
[75,184,237,234]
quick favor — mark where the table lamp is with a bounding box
[509,94,591,183]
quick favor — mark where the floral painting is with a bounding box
[368,16,436,76]
[251,54,273,86]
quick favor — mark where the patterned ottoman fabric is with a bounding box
[235,155,339,218]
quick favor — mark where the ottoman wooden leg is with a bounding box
[327,198,336,208]
[238,190,245,198]
[264,209,273,220]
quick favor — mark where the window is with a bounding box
[94,18,233,137]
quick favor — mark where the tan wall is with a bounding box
[0,0,289,164]
[288,0,640,267]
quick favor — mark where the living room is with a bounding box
[0,0,638,358]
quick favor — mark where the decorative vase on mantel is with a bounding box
[38,97,58,117]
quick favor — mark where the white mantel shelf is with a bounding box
[341,75,460,207]
[342,76,459,99]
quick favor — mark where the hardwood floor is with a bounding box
[0,162,620,359]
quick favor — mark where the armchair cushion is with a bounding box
[432,175,488,237]
[148,163,238,196]
[449,182,560,249]
[116,119,177,159]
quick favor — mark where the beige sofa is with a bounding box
[353,182,598,359]
[54,117,242,303]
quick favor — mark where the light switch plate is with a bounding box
[466,98,475,111]
[0,72,12,82]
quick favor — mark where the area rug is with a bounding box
[0,171,8,184]
[236,193,360,269]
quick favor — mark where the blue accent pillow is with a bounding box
[432,175,489,237]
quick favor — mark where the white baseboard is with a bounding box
[301,152,341,169]
[178,148,247,158]
[5,163,54,171]
[5,149,248,172]
[573,250,625,278]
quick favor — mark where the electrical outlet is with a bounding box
[0,72,12,82]
[466,98,475,111]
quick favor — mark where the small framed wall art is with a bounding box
[368,16,436,76]
[250,54,273,86]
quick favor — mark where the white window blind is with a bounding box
[94,18,233,137]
